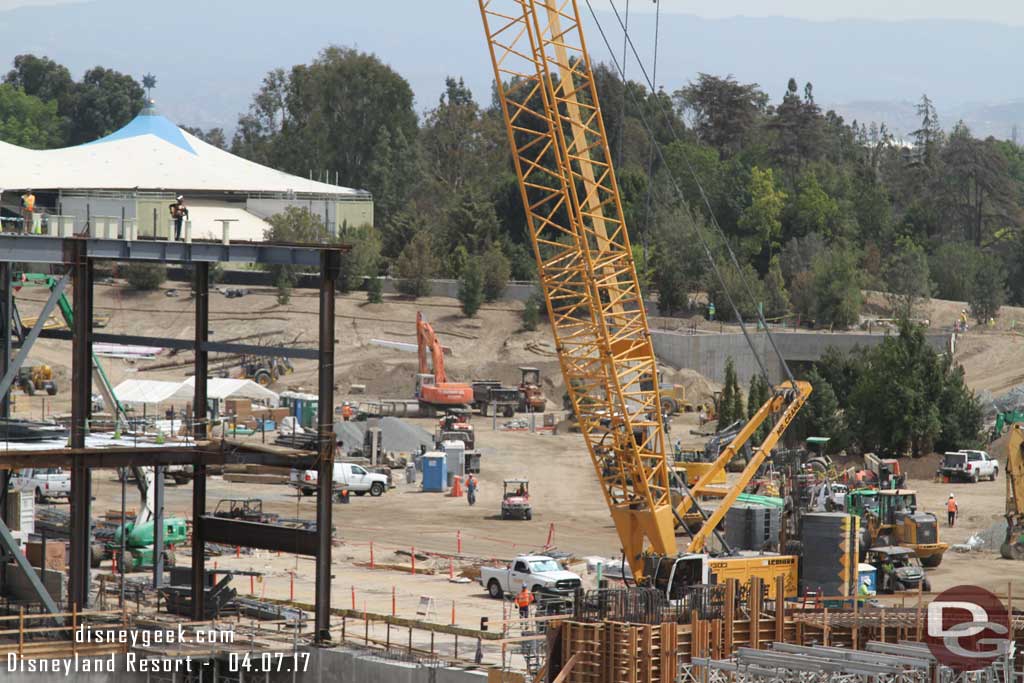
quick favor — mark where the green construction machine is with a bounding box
[109,517,189,570]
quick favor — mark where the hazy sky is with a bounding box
[603,0,1024,25]
[1,0,1023,25]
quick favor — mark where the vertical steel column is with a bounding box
[315,250,339,643]
[152,465,164,588]
[0,261,10,422]
[0,262,10,591]
[69,242,93,609]
[191,262,209,620]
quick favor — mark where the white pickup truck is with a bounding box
[480,555,583,598]
[10,468,71,503]
[289,462,389,497]
[940,450,999,482]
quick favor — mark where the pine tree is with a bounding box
[458,259,484,317]
[719,358,742,427]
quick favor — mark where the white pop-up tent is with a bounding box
[113,377,279,407]
[111,379,186,406]
[181,377,279,406]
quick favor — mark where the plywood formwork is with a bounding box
[552,578,1024,683]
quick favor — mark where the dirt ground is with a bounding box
[7,279,1024,654]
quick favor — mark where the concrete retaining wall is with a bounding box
[651,330,953,386]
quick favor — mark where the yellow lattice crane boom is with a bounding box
[479,0,676,572]
[478,1,808,593]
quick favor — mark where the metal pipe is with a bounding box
[191,262,209,620]
[69,245,93,609]
[315,250,339,643]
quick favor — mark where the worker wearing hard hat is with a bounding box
[946,493,958,527]
[515,584,535,620]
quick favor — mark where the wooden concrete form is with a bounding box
[553,577,1024,683]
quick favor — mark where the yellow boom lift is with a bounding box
[478,0,809,598]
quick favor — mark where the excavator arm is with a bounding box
[1002,423,1024,560]
[415,312,449,383]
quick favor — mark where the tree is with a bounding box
[339,224,382,292]
[675,74,768,157]
[786,172,841,241]
[718,358,743,427]
[930,242,983,302]
[181,125,228,149]
[762,257,790,319]
[236,47,418,191]
[262,207,329,294]
[736,167,786,260]
[883,236,932,320]
[366,276,384,303]
[791,368,848,451]
[940,123,1021,247]
[911,94,944,166]
[122,263,166,291]
[395,231,437,298]
[479,243,511,302]
[0,84,66,148]
[458,259,484,317]
[66,66,145,144]
[275,272,292,305]
[810,245,862,329]
[650,208,707,315]
[747,373,771,443]
[969,253,1007,323]
[522,294,541,331]
[4,55,74,109]
[704,259,767,321]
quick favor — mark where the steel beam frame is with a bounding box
[0,443,317,470]
[36,330,319,360]
[0,274,70,401]
[69,242,92,609]
[197,516,319,556]
[315,249,340,644]
[0,517,60,617]
[0,234,343,267]
[191,262,209,620]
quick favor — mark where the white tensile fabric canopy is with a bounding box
[110,379,183,405]
[0,109,366,197]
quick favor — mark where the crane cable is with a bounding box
[580,0,777,388]
[584,0,799,390]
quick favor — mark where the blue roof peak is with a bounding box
[86,104,196,155]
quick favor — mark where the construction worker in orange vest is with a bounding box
[515,584,535,620]
[946,493,958,527]
[341,402,353,421]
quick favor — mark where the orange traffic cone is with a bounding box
[451,475,463,497]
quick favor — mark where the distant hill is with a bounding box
[1,1,1022,138]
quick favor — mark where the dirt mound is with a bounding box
[662,367,721,406]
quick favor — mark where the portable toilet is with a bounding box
[857,563,877,595]
[442,440,466,478]
[421,453,448,492]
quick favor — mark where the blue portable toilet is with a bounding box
[421,453,448,492]
[857,563,877,595]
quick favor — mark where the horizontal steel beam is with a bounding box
[37,329,320,359]
[0,442,315,469]
[198,516,319,556]
[0,235,344,267]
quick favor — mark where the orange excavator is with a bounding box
[415,312,473,416]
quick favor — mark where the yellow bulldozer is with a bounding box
[16,364,58,396]
[861,489,948,567]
